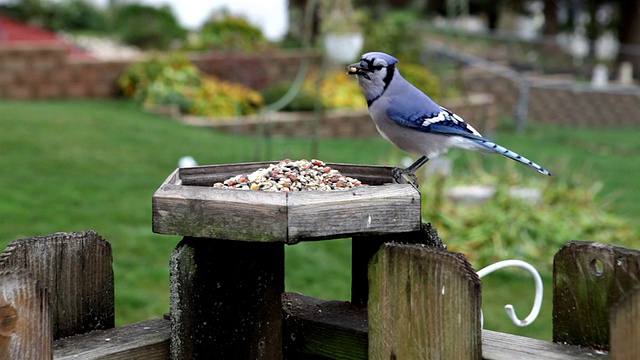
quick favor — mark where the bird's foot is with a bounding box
[392,167,420,189]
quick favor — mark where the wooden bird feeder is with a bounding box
[152,162,421,243]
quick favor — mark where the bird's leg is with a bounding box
[391,156,429,188]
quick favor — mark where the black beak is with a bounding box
[347,63,369,75]
[347,63,361,75]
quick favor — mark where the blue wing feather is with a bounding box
[385,96,553,176]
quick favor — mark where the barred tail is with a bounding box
[474,139,553,177]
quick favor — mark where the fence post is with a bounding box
[368,243,482,359]
[352,222,445,306]
[0,230,114,339]
[553,240,640,350]
[0,268,52,359]
[610,286,640,360]
[170,237,284,359]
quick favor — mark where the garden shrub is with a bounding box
[419,161,638,274]
[119,53,264,117]
[361,10,423,63]
[113,3,186,50]
[187,10,268,52]
[1,0,108,32]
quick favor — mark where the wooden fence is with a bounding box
[1,163,639,359]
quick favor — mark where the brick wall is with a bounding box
[190,51,321,91]
[0,45,130,99]
[0,46,319,99]
[459,63,640,127]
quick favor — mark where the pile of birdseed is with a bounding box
[212,159,366,192]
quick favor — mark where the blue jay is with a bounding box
[347,52,552,186]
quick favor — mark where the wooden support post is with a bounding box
[0,230,114,339]
[352,222,445,306]
[553,241,640,350]
[170,237,284,359]
[282,292,367,359]
[0,269,52,359]
[368,243,482,360]
[610,287,640,360]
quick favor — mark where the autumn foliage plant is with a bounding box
[119,53,264,117]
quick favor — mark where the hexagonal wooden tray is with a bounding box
[152,162,421,243]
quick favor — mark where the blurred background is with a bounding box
[1,0,639,341]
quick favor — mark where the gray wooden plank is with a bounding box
[282,292,367,359]
[0,269,52,360]
[170,238,284,359]
[0,230,114,339]
[281,294,611,360]
[610,286,640,360]
[287,184,421,242]
[53,318,169,360]
[368,243,482,359]
[482,330,609,360]
[153,184,288,241]
[553,241,640,350]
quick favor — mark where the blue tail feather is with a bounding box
[473,139,553,177]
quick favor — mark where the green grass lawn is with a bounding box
[1,99,638,341]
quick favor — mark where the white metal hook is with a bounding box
[477,260,543,327]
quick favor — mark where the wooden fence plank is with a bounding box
[0,268,52,359]
[0,230,114,339]
[281,293,609,360]
[553,241,640,350]
[170,237,284,359]
[610,286,640,360]
[282,292,367,359]
[53,318,170,360]
[368,243,482,360]
[482,330,609,360]
[351,223,446,306]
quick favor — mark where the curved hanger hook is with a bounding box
[477,260,543,327]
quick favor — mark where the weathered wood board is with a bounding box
[153,162,421,243]
[281,292,608,360]
[0,269,52,360]
[368,243,482,360]
[170,237,284,359]
[610,286,640,360]
[53,318,169,360]
[553,241,640,350]
[0,230,114,339]
[283,292,367,359]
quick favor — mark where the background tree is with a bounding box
[112,3,185,50]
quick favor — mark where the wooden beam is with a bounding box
[553,241,640,350]
[482,330,609,360]
[282,293,608,359]
[282,292,367,359]
[53,318,169,360]
[351,223,446,306]
[368,243,482,359]
[610,286,640,360]
[170,237,284,359]
[0,268,52,359]
[0,230,114,339]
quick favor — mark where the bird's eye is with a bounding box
[362,74,371,80]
